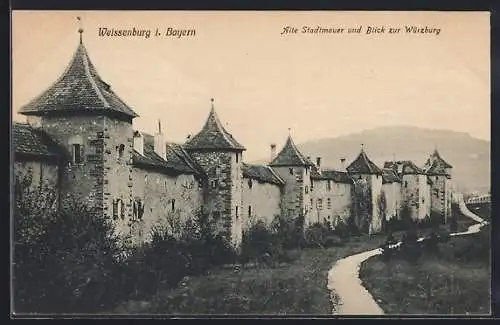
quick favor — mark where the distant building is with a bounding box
[12,32,453,248]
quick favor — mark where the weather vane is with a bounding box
[77,16,84,44]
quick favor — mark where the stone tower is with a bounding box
[423,149,453,223]
[346,146,383,234]
[269,135,314,225]
[398,161,431,221]
[18,27,139,237]
[184,99,246,248]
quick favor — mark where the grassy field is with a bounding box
[359,222,491,315]
[112,234,390,315]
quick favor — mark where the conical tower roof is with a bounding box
[346,146,383,175]
[269,135,314,167]
[19,32,138,120]
[423,149,452,175]
[184,100,245,151]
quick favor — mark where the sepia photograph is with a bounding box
[11,10,491,316]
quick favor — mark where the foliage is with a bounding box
[14,171,121,313]
[449,202,460,232]
[271,213,305,249]
[240,220,287,266]
[13,172,237,314]
[303,222,343,248]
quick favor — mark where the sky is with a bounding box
[12,11,490,161]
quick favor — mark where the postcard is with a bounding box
[11,10,491,317]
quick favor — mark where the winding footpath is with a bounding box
[327,194,489,315]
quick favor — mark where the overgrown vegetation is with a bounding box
[13,171,122,313]
[360,224,490,315]
[13,172,237,313]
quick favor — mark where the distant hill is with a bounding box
[253,126,490,194]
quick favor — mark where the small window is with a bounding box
[435,176,438,181]
[72,144,83,164]
[112,199,118,220]
[236,153,239,163]
[211,180,218,188]
[305,186,309,194]
[236,205,239,218]
[289,168,294,175]
[133,200,145,220]
[327,180,332,191]
[118,144,125,158]
[248,205,252,217]
[171,199,176,212]
[310,198,313,206]
[248,179,253,189]
[317,198,323,210]
[327,198,332,209]
[405,181,408,188]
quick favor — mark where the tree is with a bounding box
[13,171,122,313]
[377,190,387,233]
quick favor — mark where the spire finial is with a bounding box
[210,98,215,110]
[158,119,162,134]
[361,143,364,151]
[288,127,291,134]
[77,16,84,44]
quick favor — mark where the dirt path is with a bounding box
[327,195,488,315]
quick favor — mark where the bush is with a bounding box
[303,222,343,248]
[13,181,121,313]
[240,220,285,265]
[271,214,305,249]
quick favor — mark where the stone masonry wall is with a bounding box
[242,178,282,230]
[14,160,60,205]
[189,151,242,246]
[310,179,351,227]
[370,174,383,234]
[130,167,203,245]
[429,175,449,220]
[101,117,134,237]
[382,181,402,221]
[37,115,106,211]
[272,166,308,221]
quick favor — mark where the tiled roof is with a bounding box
[242,163,285,186]
[311,166,352,184]
[19,41,138,119]
[12,123,65,160]
[346,148,383,175]
[184,105,245,151]
[384,160,424,175]
[423,149,452,176]
[269,136,314,167]
[382,168,401,184]
[133,133,204,176]
[400,160,425,175]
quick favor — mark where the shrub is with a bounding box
[303,222,328,248]
[240,220,285,265]
[303,222,343,248]
[13,187,121,313]
[271,214,305,249]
